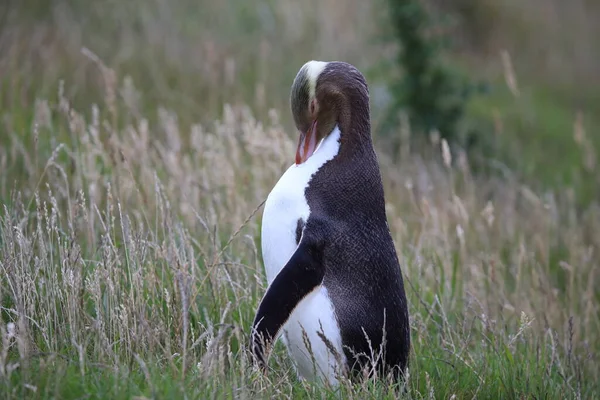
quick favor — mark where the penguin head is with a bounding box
[290,60,370,165]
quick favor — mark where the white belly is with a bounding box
[261,126,341,284]
[282,285,346,384]
[260,126,346,384]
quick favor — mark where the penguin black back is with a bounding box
[303,62,410,377]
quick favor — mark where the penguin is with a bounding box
[251,60,410,386]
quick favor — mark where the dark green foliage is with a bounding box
[383,0,484,156]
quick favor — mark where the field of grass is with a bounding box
[1,66,599,399]
[1,1,599,399]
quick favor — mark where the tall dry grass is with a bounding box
[0,59,598,397]
[0,0,384,128]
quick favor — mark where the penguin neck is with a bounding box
[290,125,341,184]
[335,96,372,161]
[338,118,372,164]
[294,120,372,178]
[309,121,371,168]
[297,125,342,171]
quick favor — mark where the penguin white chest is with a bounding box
[260,127,346,384]
[261,127,341,283]
[261,168,309,285]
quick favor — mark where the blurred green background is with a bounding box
[1,0,599,199]
[1,2,599,398]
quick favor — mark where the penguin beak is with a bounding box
[295,120,318,165]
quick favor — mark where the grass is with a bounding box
[0,0,381,127]
[0,66,598,398]
[1,0,600,398]
[465,75,600,203]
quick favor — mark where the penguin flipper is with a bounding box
[251,232,325,369]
